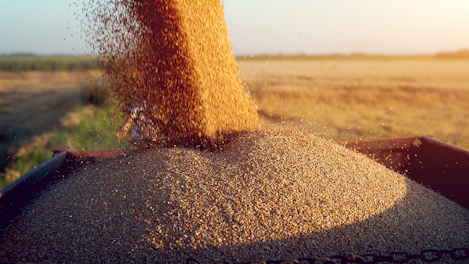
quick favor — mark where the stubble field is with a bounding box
[239,58,469,150]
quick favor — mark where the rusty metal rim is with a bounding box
[420,136,469,163]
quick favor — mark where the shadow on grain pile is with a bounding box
[200,184,469,261]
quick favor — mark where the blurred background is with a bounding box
[1,0,468,187]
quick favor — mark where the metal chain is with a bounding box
[185,247,468,264]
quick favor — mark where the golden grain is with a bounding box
[0,128,468,263]
[92,0,258,148]
[1,1,468,262]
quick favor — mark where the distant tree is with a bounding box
[435,49,469,59]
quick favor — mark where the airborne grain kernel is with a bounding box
[89,0,259,148]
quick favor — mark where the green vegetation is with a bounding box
[0,86,128,189]
[13,148,52,177]
[0,54,100,71]
[47,104,126,152]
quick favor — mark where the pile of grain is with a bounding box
[5,1,464,262]
[87,0,258,148]
[1,128,468,263]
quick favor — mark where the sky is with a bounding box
[0,0,468,55]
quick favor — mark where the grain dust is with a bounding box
[86,0,259,148]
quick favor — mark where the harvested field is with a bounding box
[1,128,468,263]
[239,59,469,150]
[0,71,101,94]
